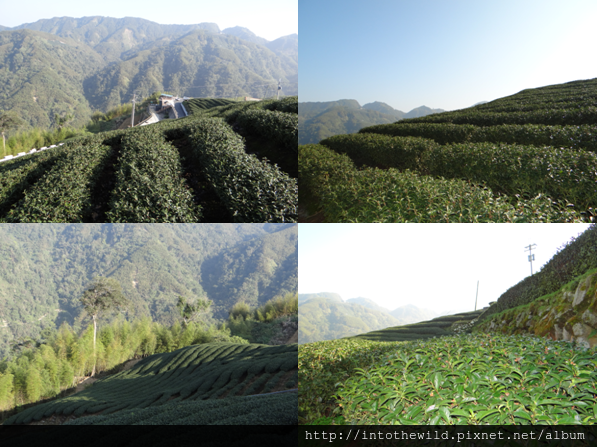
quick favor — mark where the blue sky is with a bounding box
[299,0,597,112]
[299,224,593,315]
[0,0,297,41]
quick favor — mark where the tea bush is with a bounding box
[3,342,298,425]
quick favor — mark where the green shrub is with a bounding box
[237,109,298,153]
[106,128,201,222]
[298,144,582,223]
[320,133,438,170]
[186,117,297,222]
[6,143,113,222]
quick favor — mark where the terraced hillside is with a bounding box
[4,342,298,425]
[0,96,297,223]
[299,226,597,425]
[299,78,597,222]
[347,309,484,342]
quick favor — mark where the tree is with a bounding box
[80,277,128,377]
[0,373,14,411]
[25,365,42,402]
[0,111,24,157]
[176,296,213,328]
[54,112,74,131]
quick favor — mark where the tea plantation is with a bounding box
[299,311,597,425]
[0,96,298,223]
[300,333,597,425]
[299,226,597,425]
[299,78,597,222]
[4,342,298,425]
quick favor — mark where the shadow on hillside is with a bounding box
[0,354,146,425]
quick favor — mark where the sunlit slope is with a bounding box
[4,342,298,425]
[299,77,597,222]
[347,309,485,342]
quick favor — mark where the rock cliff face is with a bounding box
[477,271,597,348]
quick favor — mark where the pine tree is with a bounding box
[80,277,128,377]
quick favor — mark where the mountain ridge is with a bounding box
[0,16,298,130]
[299,99,444,145]
[298,292,443,343]
[0,224,298,360]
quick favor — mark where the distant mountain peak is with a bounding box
[222,26,268,45]
[299,99,444,145]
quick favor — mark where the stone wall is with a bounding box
[478,271,597,348]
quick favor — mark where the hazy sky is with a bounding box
[299,224,593,315]
[0,0,298,41]
[299,0,597,112]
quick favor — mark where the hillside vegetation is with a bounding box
[299,78,597,222]
[298,100,443,145]
[0,96,297,223]
[3,342,297,425]
[0,224,297,361]
[299,297,403,344]
[0,292,298,425]
[0,17,298,131]
[299,225,597,425]
[299,293,444,344]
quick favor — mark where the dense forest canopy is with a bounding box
[0,223,297,360]
[0,16,298,131]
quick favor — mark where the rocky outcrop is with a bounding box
[480,271,597,348]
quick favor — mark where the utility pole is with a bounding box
[131,92,137,127]
[474,280,479,311]
[276,79,281,100]
[525,244,537,275]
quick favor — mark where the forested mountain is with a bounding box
[389,304,439,324]
[0,29,104,129]
[0,16,298,130]
[222,26,268,46]
[299,100,444,144]
[345,297,392,314]
[266,33,298,60]
[298,296,403,344]
[85,30,298,112]
[9,16,219,61]
[298,292,446,344]
[0,224,297,360]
